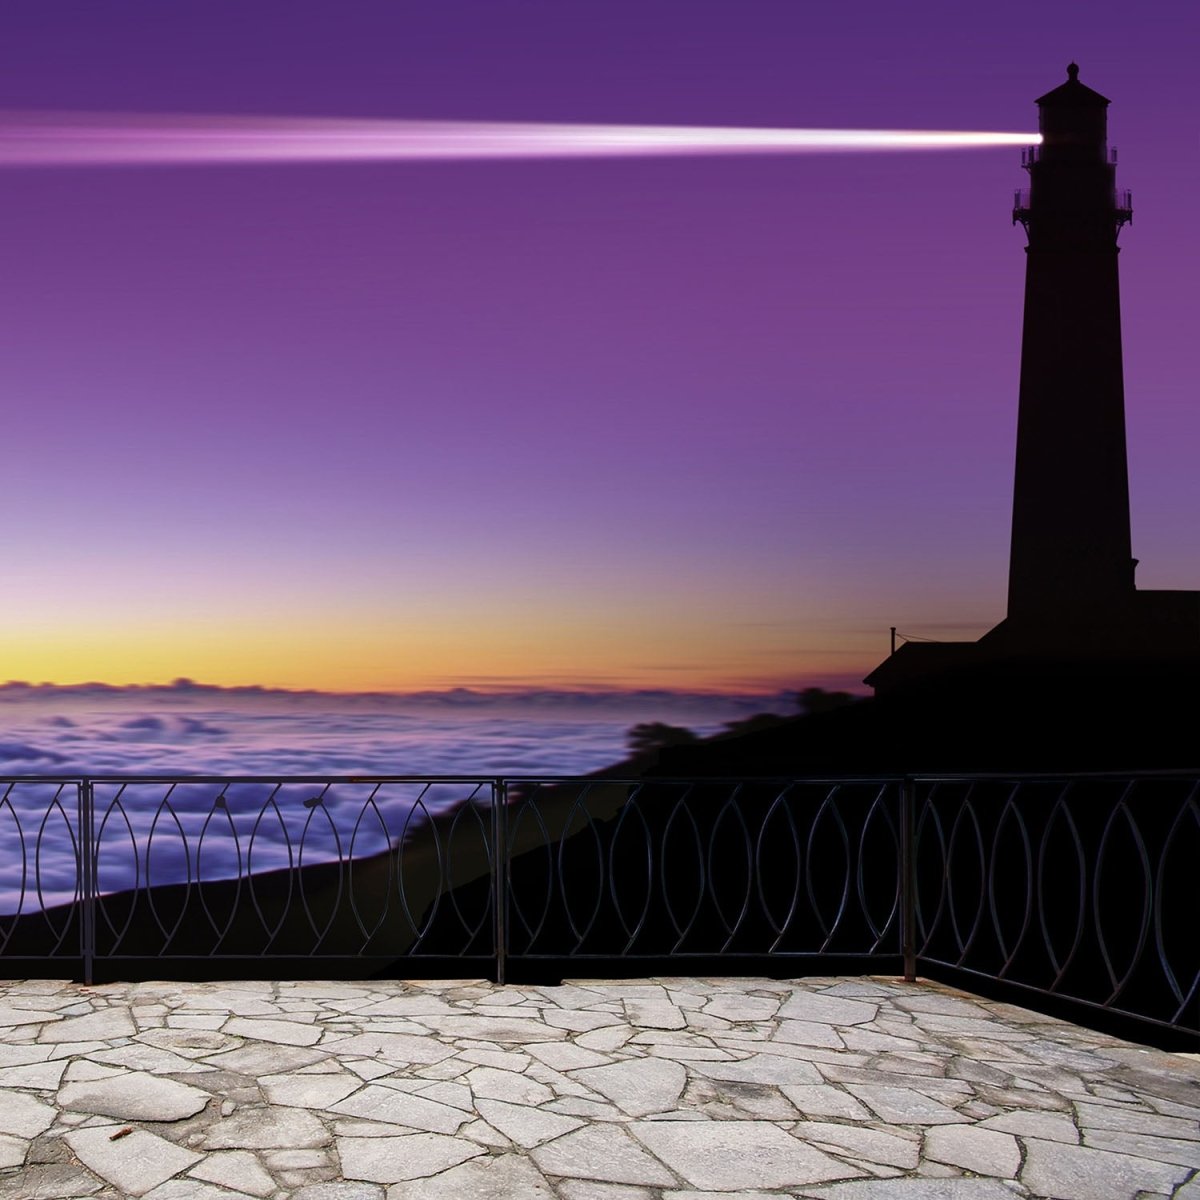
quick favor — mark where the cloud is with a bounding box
[119,716,168,732]
[0,741,68,765]
[0,683,799,911]
[176,717,229,738]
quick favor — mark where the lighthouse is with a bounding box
[867,65,1200,694]
[1005,63,1134,636]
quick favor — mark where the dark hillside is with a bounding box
[654,659,1200,776]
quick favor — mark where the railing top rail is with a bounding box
[908,768,1200,782]
[0,774,500,785]
[496,777,902,787]
[0,772,1195,792]
[0,774,902,786]
[0,776,767,791]
[0,770,1198,786]
[0,777,85,784]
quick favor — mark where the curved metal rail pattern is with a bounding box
[0,773,1194,1046]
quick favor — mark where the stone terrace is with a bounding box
[0,976,1195,1199]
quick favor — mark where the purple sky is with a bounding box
[0,0,1196,693]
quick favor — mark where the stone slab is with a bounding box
[475,1097,585,1147]
[531,1123,677,1186]
[778,993,879,1025]
[331,1084,472,1133]
[223,1017,323,1046]
[0,1164,104,1199]
[923,1123,1020,1177]
[796,1120,919,1169]
[804,1182,1024,1198]
[384,1152,556,1198]
[37,1008,136,1042]
[0,1089,56,1137]
[59,1069,211,1120]
[339,1132,481,1182]
[202,1105,331,1149]
[189,1149,278,1197]
[846,1084,964,1124]
[629,1119,861,1189]
[573,1058,687,1116]
[465,1065,554,1105]
[293,1186,386,1200]
[1020,1136,1191,1200]
[66,1124,203,1197]
[319,1032,456,1063]
[783,1084,874,1120]
[260,1071,362,1110]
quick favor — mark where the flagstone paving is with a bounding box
[0,975,1193,1198]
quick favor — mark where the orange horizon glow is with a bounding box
[0,632,874,695]
[0,576,986,696]
[0,569,907,696]
[0,661,872,696]
[0,676,863,696]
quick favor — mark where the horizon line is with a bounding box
[0,677,839,700]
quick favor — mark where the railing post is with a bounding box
[79,778,95,986]
[493,778,507,986]
[900,776,917,983]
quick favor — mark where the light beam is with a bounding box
[0,112,1041,168]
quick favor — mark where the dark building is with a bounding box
[867,64,1200,694]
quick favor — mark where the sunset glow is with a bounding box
[1,2,1195,698]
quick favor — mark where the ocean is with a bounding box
[0,682,791,911]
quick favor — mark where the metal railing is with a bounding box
[911,774,1196,1040]
[0,773,1194,1046]
[1011,188,1133,228]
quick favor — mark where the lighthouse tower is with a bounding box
[1005,63,1134,638]
[867,65,1200,694]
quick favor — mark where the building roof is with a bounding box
[1037,62,1110,107]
